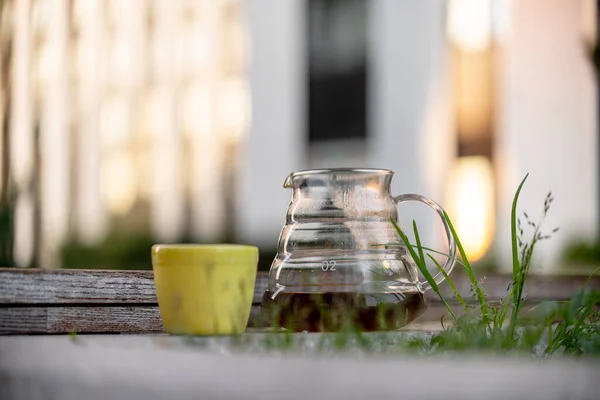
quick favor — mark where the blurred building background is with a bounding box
[0,0,597,272]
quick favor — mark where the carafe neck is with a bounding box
[283,169,393,194]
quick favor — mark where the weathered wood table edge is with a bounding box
[1,267,599,334]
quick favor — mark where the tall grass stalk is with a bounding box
[506,174,529,341]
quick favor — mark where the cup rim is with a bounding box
[151,244,259,265]
[152,244,257,251]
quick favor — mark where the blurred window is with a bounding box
[307,0,368,143]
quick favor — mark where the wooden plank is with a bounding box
[253,272,268,303]
[0,308,47,334]
[1,267,599,307]
[0,307,163,334]
[0,268,159,304]
[46,306,164,334]
[0,305,267,334]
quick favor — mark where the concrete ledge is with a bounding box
[1,335,599,400]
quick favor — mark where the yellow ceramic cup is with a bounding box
[151,244,259,335]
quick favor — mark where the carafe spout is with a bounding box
[283,173,294,188]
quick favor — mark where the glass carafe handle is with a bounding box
[393,194,457,291]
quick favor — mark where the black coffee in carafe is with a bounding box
[260,290,426,332]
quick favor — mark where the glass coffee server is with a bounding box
[261,168,457,332]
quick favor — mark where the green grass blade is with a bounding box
[508,174,529,336]
[413,220,426,266]
[572,290,600,329]
[391,219,457,320]
[371,243,467,269]
[546,324,553,352]
[441,210,489,321]
[496,286,514,330]
[427,253,469,313]
[392,220,434,288]
[511,174,529,302]
[585,266,600,288]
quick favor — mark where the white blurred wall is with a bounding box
[496,0,598,271]
[238,0,306,248]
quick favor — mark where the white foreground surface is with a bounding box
[0,334,599,400]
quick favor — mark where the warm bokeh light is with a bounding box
[100,95,131,149]
[10,0,34,190]
[455,50,493,142]
[182,82,212,137]
[446,156,495,262]
[13,193,34,267]
[101,152,137,215]
[217,77,250,142]
[447,0,492,52]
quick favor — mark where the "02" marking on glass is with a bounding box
[321,260,337,271]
